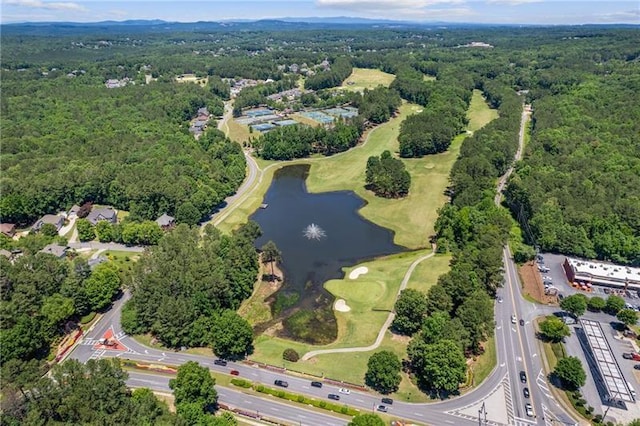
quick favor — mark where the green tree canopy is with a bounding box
[349,413,385,426]
[169,361,218,412]
[365,150,411,198]
[587,296,606,312]
[364,351,402,394]
[391,288,428,335]
[617,309,638,328]
[606,295,626,315]
[554,356,586,390]
[84,263,121,311]
[560,294,587,318]
[211,310,254,361]
[538,316,571,343]
[410,339,467,394]
[76,218,96,242]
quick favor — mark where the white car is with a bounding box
[338,388,350,395]
[511,315,517,324]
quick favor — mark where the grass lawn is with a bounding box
[338,68,396,92]
[470,336,497,388]
[405,253,451,292]
[423,74,436,82]
[226,117,252,143]
[104,250,141,276]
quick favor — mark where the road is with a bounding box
[67,102,579,425]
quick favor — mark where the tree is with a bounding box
[426,285,453,315]
[169,361,218,413]
[76,218,95,242]
[538,316,570,343]
[364,351,402,394]
[40,293,75,328]
[211,310,254,360]
[553,356,586,390]
[456,289,495,354]
[417,339,467,394]
[261,240,281,281]
[560,294,587,318]
[349,413,385,426]
[605,295,626,315]
[391,289,428,335]
[617,309,638,328]
[95,221,115,242]
[365,151,411,198]
[83,263,121,311]
[587,296,606,312]
[176,202,201,226]
[39,223,59,237]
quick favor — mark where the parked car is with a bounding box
[230,370,240,376]
[338,388,350,395]
[376,405,388,413]
[328,394,340,401]
[381,397,393,405]
[311,381,323,388]
[525,403,534,417]
[634,364,640,370]
[274,380,289,388]
[523,387,530,398]
[623,353,640,361]
[214,359,227,366]
[520,371,527,383]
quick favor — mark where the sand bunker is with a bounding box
[349,266,369,279]
[334,299,351,312]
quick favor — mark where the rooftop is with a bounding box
[580,319,635,403]
[567,257,640,285]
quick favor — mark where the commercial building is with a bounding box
[563,257,640,290]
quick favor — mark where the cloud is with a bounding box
[485,0,543,4]
[4,0,87,12]
[595,8,640,22]
[316,0,467,19]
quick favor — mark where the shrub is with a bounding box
[256,385,264,392]
[340,405,349,414]
[319,401,327,408]
[297,395,305,403]
[231,378,252,388]
[283,348,300,362]
[277,390,285,398]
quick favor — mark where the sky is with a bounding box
[1,0,639,25]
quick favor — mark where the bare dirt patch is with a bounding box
[520,261,557,305]
[390,333,411,344]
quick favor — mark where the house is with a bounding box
[33,214,64,232]
[68,205,81,218]
[156,213,176,230]
[0,223,16,237]
[39,243,68,258]
[86,207,117,226]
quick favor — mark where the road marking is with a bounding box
[413,413,424,417]
[144,350,148,354]
[356,399,364,402]
[532,353,537,357]
[162,352,166,356]
[270,407,280,412]
[500,363,506,367]
[243,400,252,404]
[445,421,454,424]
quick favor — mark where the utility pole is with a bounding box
[478,402,488,426]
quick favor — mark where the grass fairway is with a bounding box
[467,89,499,132]
[340,68,396,91]
[405,253,452,292]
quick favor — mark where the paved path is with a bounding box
[301,249,435,360]
[68,242,145,252]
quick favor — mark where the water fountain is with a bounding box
[303,223,326,240]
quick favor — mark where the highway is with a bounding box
[66,102,579,425]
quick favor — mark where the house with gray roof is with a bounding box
[39,244,68,258]
[156,213,176,230]
[68,205,81,218]
[87,207,117,226]
[33,214,64,232]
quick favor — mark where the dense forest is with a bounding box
[365,151,411,198]
[506,73,640,264]
[122,223,259,351]
[0,75,244,226]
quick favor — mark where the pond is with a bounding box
[251,164,405,344]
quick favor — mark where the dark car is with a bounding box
[311,381,323,388]
[634,364,640,370]
[328,394,340,401]
[376,405,388,413]
[230,370,240,376]
[523,387,530,398]
[274,380,289,388]
[381,397,393,405]
[214,359,227,366]
[520,319,525,326]
[520,371,527,383]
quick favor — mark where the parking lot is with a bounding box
[537,253,640,423]
[538,253,640,309]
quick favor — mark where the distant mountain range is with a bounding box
[1,17,635,35]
